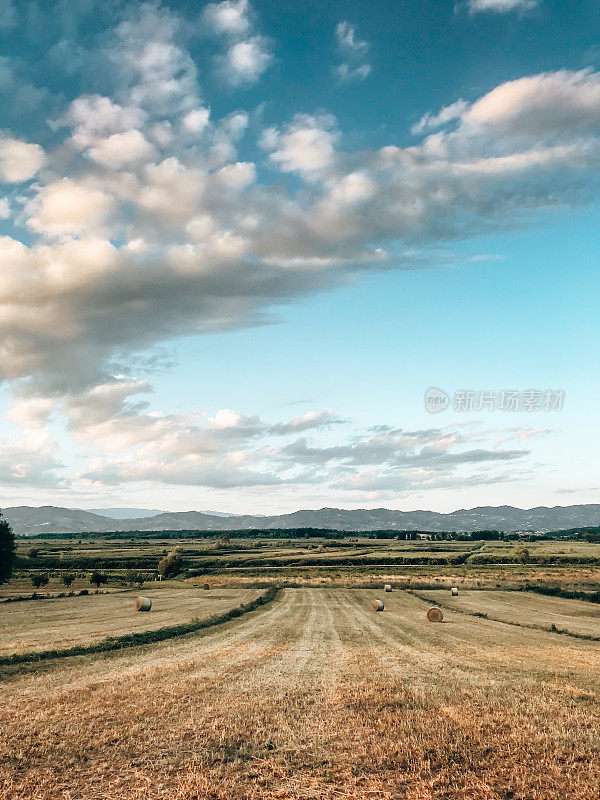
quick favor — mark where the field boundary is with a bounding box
[0,586,280,668]
[409,590,600,643]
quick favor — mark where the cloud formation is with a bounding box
[468,0,540,13]
[334,21,371,82]
[0,2,596,501]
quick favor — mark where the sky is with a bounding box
[0,0,599,514]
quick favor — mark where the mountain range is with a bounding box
[3,503,600,536]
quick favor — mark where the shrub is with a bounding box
[27,547,40,560]
[89,571,108,589]
[158,549,182,578]
[30,573,49,589]
[61,573,76,587]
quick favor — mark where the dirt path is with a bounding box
[2,589,600,799]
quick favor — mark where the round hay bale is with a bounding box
[451,587,459,596]
[384,584,392,592]
[202,583,211,591]
[427,606,443,623]
[136,596,152,612]
[372,598,384,611]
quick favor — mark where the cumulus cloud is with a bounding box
[204,0,273,86]
[334,21,371,82]
[26,180,114,236]
[0,0,598,505]
[261,114,338,177]
[216,37,273,85]
[0,136,45,182]
[201,0,252,37]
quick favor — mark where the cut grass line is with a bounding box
[0,586,280,668]
[408,590,600,644]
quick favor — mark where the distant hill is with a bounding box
[3,503,600,536]
[86,508,165,519]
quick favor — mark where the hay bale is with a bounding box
[372,598,384,611]
[136,596,152,612]
[451,587,459,596]
[427,606,443,623]
[202,583,211,591]
[384,584,392,592]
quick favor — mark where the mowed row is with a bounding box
[417,589,600,638]
[2,589,600,800]
[0,588,262,656]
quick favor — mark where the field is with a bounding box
[2,587,600,799]
[0,587,262,657]
[416,589,600,638]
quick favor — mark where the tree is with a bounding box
[0,513,16,585]
[61,573,76,587]
[27,547,40,559]
[90,571,108,589]
[30,573,49,589]
[125,569,146,587]
[158,549,182,579]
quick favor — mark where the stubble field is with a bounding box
[2,587,600,799]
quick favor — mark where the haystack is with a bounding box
[203,583,211,591]
[451,587,459,596]
[136,596,152,612]
[384,584,392,592]
[372,598,384,611]
[427,606,443,622]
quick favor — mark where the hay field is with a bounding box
[2,588,600,799]
[417,589,600,638]
[0,588,262,657]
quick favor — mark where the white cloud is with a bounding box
[182,107,210,134]
[201,0,251,36]
[0,136,45,182]
[261,114,338,177]
[468,0,539,13]
[0,198,9,218]
[88,129,155,169]
[334,20,371,82]
[1,63,600,417]
[217,37,273,85]
[26,179,114,236]
[412,99,470,134]
[205,1,273,87]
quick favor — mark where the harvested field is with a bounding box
[417,589,600,638]
[0,588,262,657]
[2,588,600,799]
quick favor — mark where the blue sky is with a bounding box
[0,0,598,513]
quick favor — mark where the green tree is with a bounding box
[31,573,49,589]
[27,546,40,559]
[158,549,182,579]
[90,571,108,589]
[61,572,76,587]
[0,513,16,585]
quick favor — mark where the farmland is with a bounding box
[0,587,262,657]
[2,587,600,799]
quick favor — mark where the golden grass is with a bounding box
[0,588,262,656]
[1,589,600,799]
[418,589,600,638]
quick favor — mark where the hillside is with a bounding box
[3,503,600,536]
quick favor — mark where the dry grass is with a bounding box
[418,589,600,638]
[1,588,600,799]
[0,588,261,656]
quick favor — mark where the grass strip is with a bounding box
[0,586,279,667]
[408,590,600,643]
